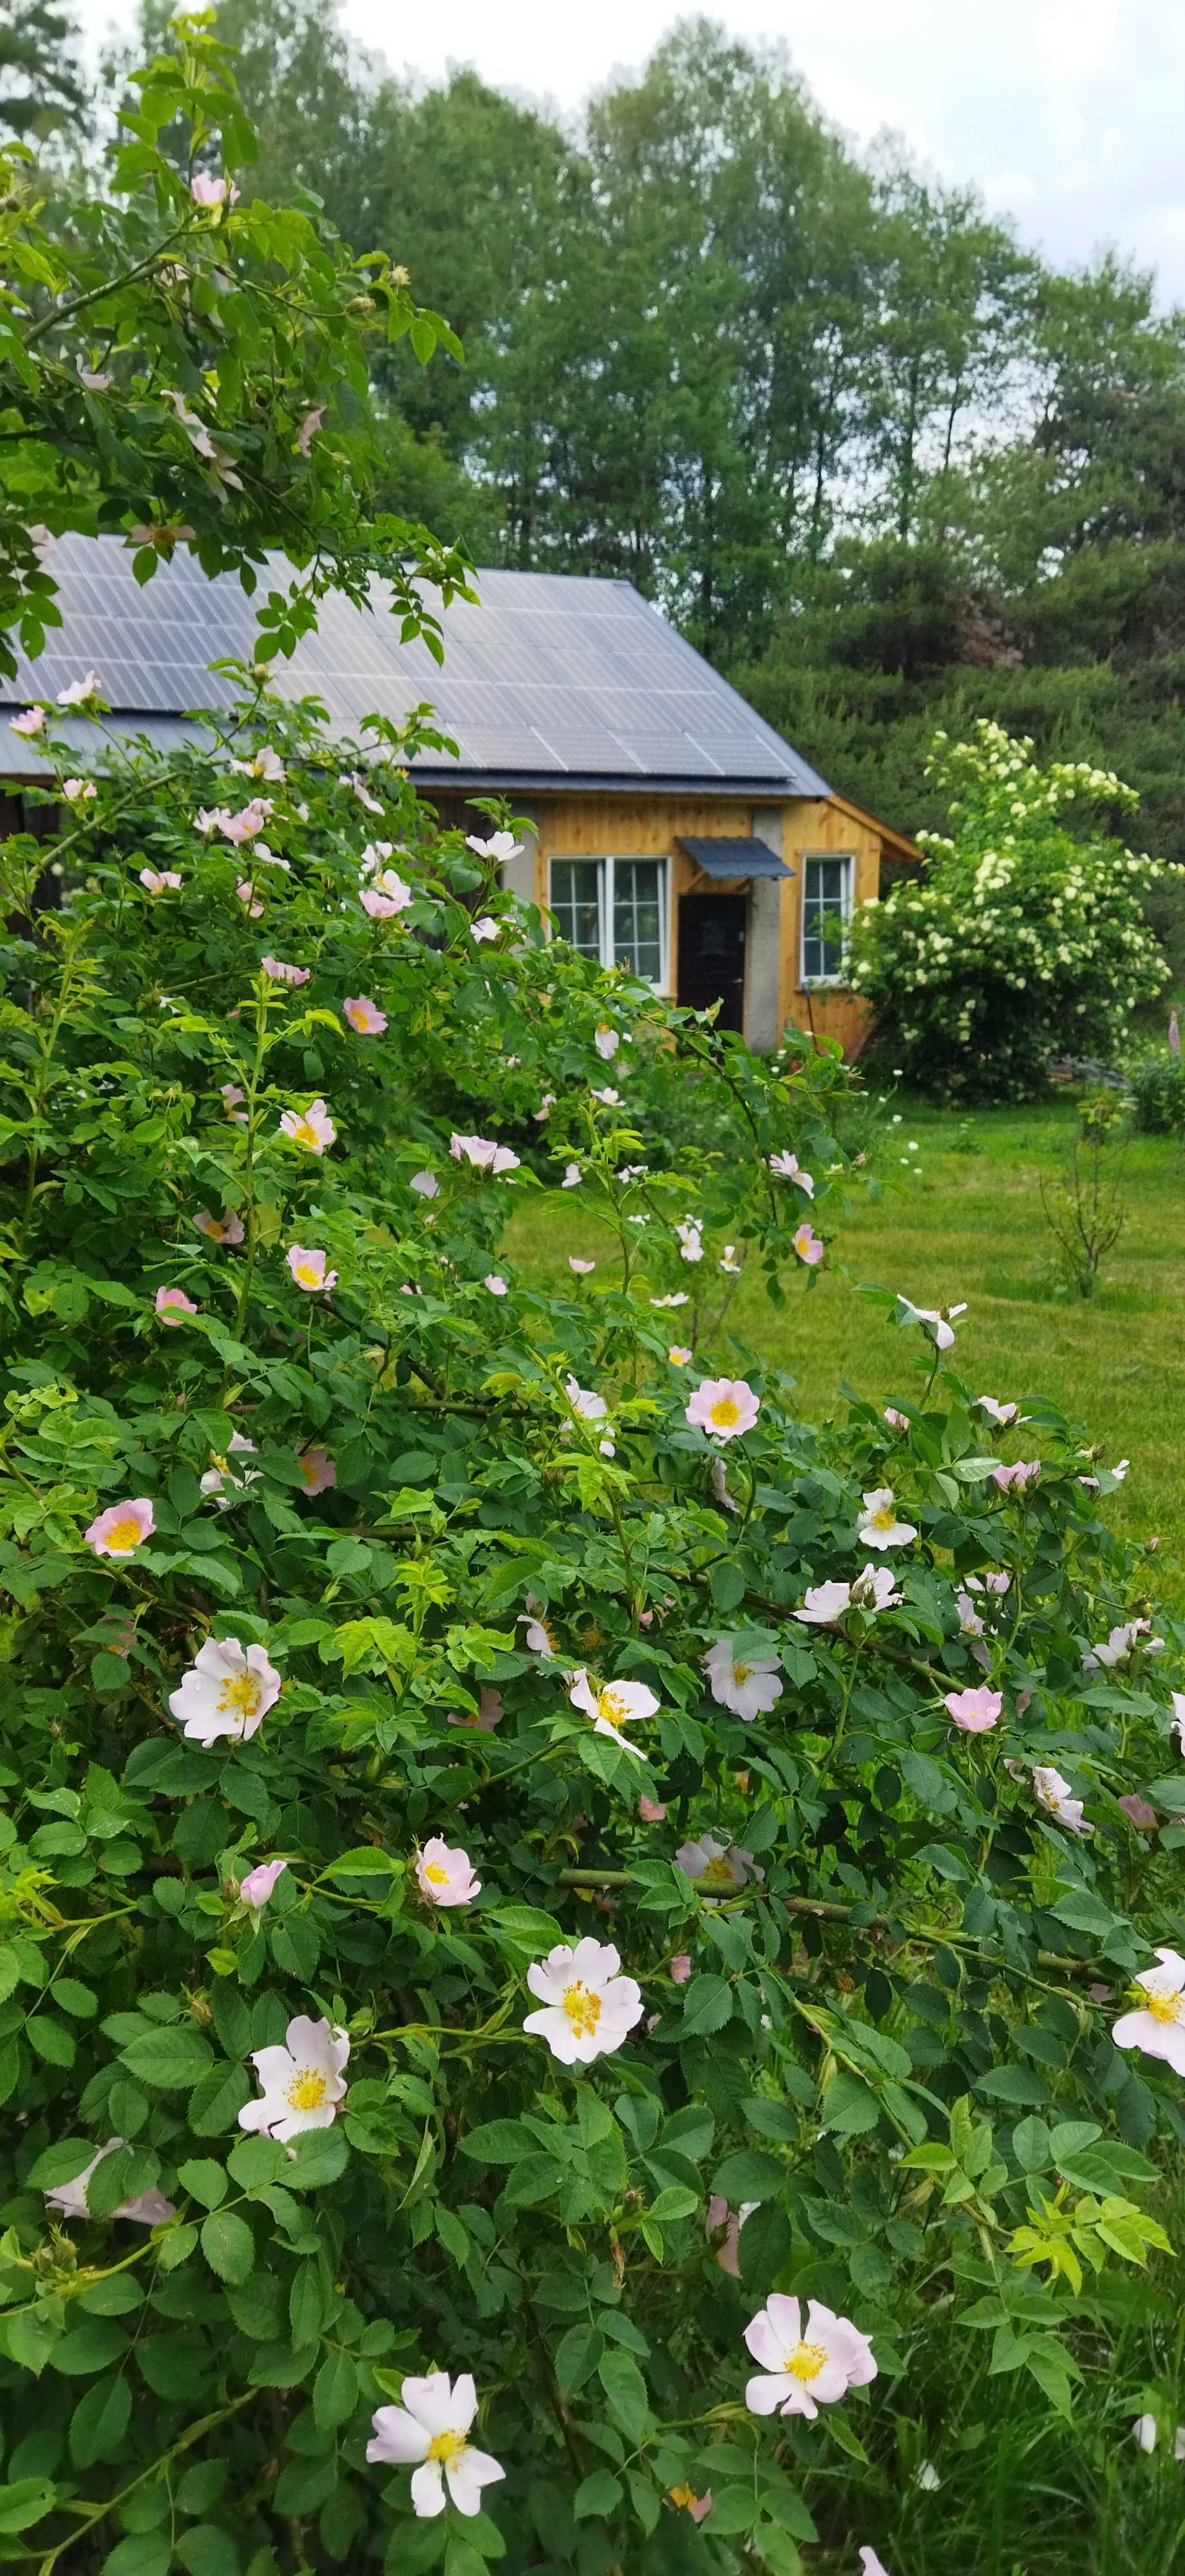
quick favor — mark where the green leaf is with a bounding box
[555,2323,603,2394]
[574,2469,622,2519]
[200,2210,255,2284]
[681,1975,733,2036]
[287,2128,350,2189]
[176,2528,240,2576]
[0,2481,55,2536]
[289,2261,325,2347]
[822,2073,881,2137]
[1012,2117,1052,2172]
[70,2374,132,2470]
[120,2025,214,2088]
[597,2348,649,2447]
[178,2158,227,2211]
[313,2348,359,2430]
[28,2139,96,2188]
[459,2120,536,2165]
[712,2148,784,2200]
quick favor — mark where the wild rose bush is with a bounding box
[849,719,1179,1101]
[0,689,1184,2576]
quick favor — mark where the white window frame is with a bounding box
[800,851,854,986]
[547,853,669,990]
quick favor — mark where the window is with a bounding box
[550,858,603,962]
[801,854,853,983]
[549,856,668,985]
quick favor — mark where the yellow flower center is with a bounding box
[285,2067,328,2111]
[295,1261,321,1287]
[870,1506,896,1530]
[424,1862,450,1886]
[701,1855,735,1886]
[668,2486,697,2510]
[217,1673,262,1721]
[785,2338,828,2382]
[104,1515,144,1553]
[207,1219,227,1240]
[709,1397,740,1428]
[1141,1987,1184,2025]
[734,1662,752,1684]
[426,2430,467,2465]
[597,1688,630,1726]
[292,1119,318,1149]
[562,1981,602,2038]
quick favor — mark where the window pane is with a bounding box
[802,856,851,980]
[551,859,602,960]
[612,860,663,982]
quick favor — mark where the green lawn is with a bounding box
[504,1096,1184,1586]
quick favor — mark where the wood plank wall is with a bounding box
[427,787,879,1056]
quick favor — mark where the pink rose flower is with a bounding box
[944,1686,1001,1733]
[239,1857,287,1909]
[685,1376,761,1441]
[669,1953,692,1984]
[297,1448,336,1497]
[286,1245,337,1294]
[155,1286,198,1326]
[343,994,387,1034]
[84,1499,155,1559]
[261,956,310,987]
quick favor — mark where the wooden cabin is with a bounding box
[1,539,918,1053]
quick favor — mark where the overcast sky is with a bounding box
[83,0,1185,301]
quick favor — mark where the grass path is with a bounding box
[504,1097,1184,1586]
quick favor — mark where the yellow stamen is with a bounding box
[292,1121,318,1150]
[598,1688,630,1725]
[285,2068,328,2111]
[1141,1987,1184,2025]
[562,1982,602,2038]
[709,1397,740,1428]
[426,2430,466,2465]
[785,2338,828,2382]
[870,1506,896,1530]
[668,2486,698,2510]
[104,1515,144,1553]
[424,1862,450,1886]
[217,1673,262,1721]
[295,1262,321,1287]
[734,1662,752,1684]
[701,1855,736,1886]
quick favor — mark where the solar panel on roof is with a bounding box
[0,533,833,795]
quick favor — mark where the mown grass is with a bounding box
[504,1095,1185,1595]
[505,1092,1185,2569]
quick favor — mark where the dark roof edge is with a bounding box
[408,770,829,798]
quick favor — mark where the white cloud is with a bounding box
[75,0,1185,297]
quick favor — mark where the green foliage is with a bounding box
[849,720,1177,1099]
[1125,1046,1185,1137]
[0,12,471,679]
[0,689,1182,2570]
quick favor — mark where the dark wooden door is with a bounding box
[677,895,746,1031]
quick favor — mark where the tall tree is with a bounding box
[0,0,85,138]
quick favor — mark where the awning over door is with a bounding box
[676,835,793,879]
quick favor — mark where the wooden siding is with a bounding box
[435,788,891,1057]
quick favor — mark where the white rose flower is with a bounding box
[167,1635,281,1746]
[238,2013,350,2140]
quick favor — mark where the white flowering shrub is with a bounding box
[1,703,1184,2576]
[849,720,1179,1101]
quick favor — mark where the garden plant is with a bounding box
[3,25,1185,2576]
[849,721,1178,1103]
[1,670,1184,2576]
